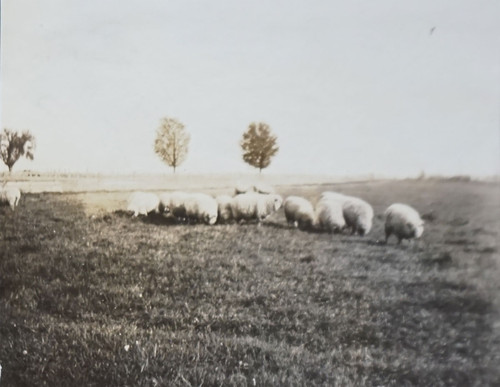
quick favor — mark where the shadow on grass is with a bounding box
[421,251,453,268]
[111,210,178,226]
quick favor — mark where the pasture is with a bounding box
[0,179,499,386]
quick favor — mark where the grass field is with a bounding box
[1,180,499,386]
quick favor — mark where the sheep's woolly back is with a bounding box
[385,203,424,241]
[216,195,234,223]
[254,182,275,194]
[127,192,160,216]
[315,198,345,233]
[0,186,21,209]
[234,182,254,195]
[284,196,315,229]
[320,191,347,201]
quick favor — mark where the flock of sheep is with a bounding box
[126,182,425,244]
[0,182,424,244]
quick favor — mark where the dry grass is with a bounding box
[1,180,499,386]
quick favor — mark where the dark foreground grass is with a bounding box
[1,180,499,386]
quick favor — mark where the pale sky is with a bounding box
[1,0,499,176]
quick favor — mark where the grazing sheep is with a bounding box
[284,196,315,230]
[159,191,188,221]
[216,195,234,223]
[184,193,218,225]
[384,203,424,244]
[315,197,345,233]
[0,186,21,210]
[234,182,254,195]
[231,192,283,223]
[254,182,275,194]
[320,191,373,235]
[127,192,160,217]
[342,197,374,236]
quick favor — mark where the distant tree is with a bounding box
[0,129,36,172]
[240,122,279,173]
[154,117,190,173]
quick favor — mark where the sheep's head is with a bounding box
[159,201,171,214]
[206,213,218,225]
[299,217,314,231]
[407,221,424,239]
[415,221,424,238]
[357,216,373,236]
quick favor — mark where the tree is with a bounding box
[0,129,36,172]
[154,117,190,173]
[240,122,279,173]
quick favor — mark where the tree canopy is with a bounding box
[154,117,190,173]
[240,122,279,173]
[0,129,36,172]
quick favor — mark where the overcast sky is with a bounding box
[1,0,499,176]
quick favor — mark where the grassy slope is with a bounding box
[1,180,499,386]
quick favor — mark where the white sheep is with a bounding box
[234,182,255,195]
[254,182,275,194]
[315,197,346,233]
[127,192,160,217]
[342,197,374,236]
[384,203,424,244]
[0,186,21,210]
[216,195,234,223]
[159,191,188,221]
[184,193,218,225]
[283,196,315,230]
[231,192,283,223]
[320,191,373,236]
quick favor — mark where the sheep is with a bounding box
[254,182,275,194]
[320,191,373,236]
[159,191,188,221]
[384,203,424,244]
[283,196,315,230]
[234,181,254,195]
[0,186,21,210]
[231,192,283,223]
[342,197,374,236]
[184,193,218,225]
[315,197,345,233]
[127,192,160,217]
[216,195,234,223]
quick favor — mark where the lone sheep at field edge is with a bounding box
[384,203,424,244]
[127,192,160,217]
[231,192,283,223]
[0,186,21,210]
[284,196,315,230]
